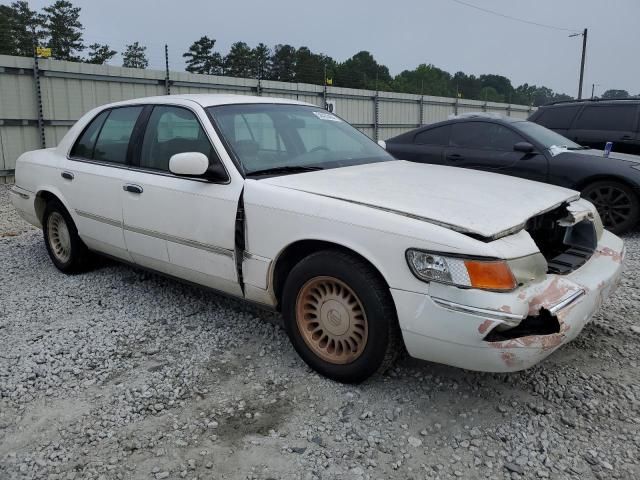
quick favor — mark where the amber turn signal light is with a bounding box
[464,260,517,291]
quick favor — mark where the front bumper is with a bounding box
[392,230,625,372]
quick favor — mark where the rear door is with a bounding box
[386,124,451,164]
[60,105,144,260]
[569,104,640,152]
[444,121,548,182]
[121,104,242,296]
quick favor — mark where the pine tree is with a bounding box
[8,1,45,57]
[270,44,297,82]
[0,5,15,55]
[122,42,148,69]
[183,36,223,75]
[86,43,116,65]
[224,41,253,78]
[252,42,271,79]
[43,0,84,61]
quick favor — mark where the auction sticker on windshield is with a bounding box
[313,111,342,122]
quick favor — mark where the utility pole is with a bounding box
[570,28,588,99]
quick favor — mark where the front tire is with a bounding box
[581,180,639,234]
[42,199,91,273]
[282,250,401,383]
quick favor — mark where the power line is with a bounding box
[449,0,580,33]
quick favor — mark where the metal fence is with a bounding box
[0,54,535,181]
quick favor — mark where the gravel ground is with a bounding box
[1,183,639,480]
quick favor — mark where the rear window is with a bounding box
[414,125,451,145]
[535,106,580,129]
[71,107,143,164]
[574,105,638,131]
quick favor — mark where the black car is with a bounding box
[385,115,640,233]
[528,99,640,155]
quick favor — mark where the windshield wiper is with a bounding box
[247,165,324,177]
[567,146,590,150]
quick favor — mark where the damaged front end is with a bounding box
[396,198,625,373]
[476,200,622,369]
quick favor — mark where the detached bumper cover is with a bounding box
[393,230,625,372]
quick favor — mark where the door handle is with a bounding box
[621,135,633,140]
[61,171,74,180]
[446,153,464,161]
[123,184,143,194]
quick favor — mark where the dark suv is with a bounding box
[529,99,640,155]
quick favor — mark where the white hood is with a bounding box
[261,161,579,239]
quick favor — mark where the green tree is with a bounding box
[183,36,223,75]
[0,5,15,55]
[7,1,45,57]
[86,43,116,64]
[43,0,84,61]
[601,89,630,99]
[252,42,271,79]
[122,41,148,69]
[295,47,332,85]
[270,44,297,82]
[479,74,513,101]
[336,51,391,89]
[224,41,253,77]
[393,64,452,96]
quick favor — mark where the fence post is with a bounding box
[419,95,424,125]
[323,64,327,108]
[32,47,46,149]
[454,97,459,116]
[374,91,380,141]
[164,44,170,95]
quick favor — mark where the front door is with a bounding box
[445,121,548,183]
[121,104,242,296]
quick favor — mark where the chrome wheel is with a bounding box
[583,184,633,230]
[295,276,368,365]
[47,212,71,264]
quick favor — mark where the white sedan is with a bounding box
[11,94,625,383]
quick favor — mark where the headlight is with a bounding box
[406,249,517,291]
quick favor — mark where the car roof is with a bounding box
[386,115,528,142]
[99,94,314,109]
[540,98,640,108]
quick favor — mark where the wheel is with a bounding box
[581,181,639,234]
[281,250,401,383]
[42,199,91,273]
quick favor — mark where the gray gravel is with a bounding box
[1,182,639,480]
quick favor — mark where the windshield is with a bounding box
[207,104,393,175]
[513,121,583,151]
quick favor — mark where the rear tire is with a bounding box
[42,199,92,273]
[581,180,639,234]
[282,250,401,383]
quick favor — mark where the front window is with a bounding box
[513,121,582,151]
[207,104,393,175]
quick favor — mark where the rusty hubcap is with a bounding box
[295,276,368,364]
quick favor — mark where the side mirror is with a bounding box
[377,140,387,150]
[169,152,209,176]
[514,141,535,153]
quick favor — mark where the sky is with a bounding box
[26,0,640,97]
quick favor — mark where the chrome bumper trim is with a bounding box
[10,186,30,200]
[432,297,524,326]
[548,289,586,315]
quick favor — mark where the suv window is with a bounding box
[92,107,143,164]
[414,125,451,145]
[70,110,109,159]
[451,122,523,151]
[574,105,638,131]
[140,106,216,171]
[536,106,580,129]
